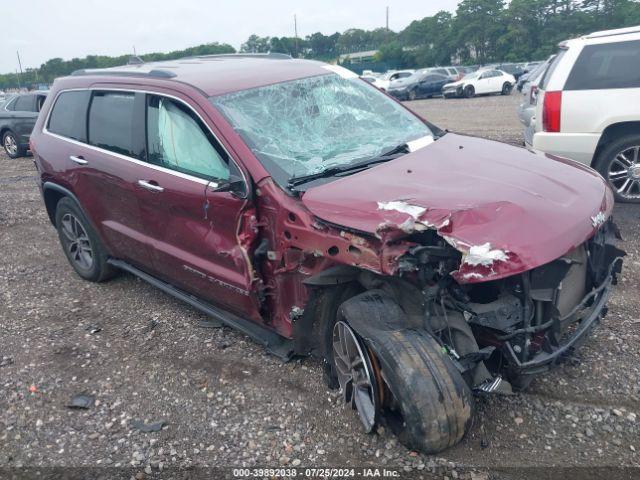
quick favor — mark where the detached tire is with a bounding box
[336,293,473,453]
[55,197,116,282]
[372,329,473,452]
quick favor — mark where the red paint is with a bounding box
[301,133,613,282]
[30,57,615,341]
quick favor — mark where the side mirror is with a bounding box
[210,172,247,197]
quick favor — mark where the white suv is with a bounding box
[530,26,640,202]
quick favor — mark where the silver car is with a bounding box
[517,56,555,145]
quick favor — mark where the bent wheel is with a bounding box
[332,321,380,433]
[333,292,474,453]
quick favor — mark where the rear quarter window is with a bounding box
[47,91,90,141]
[564,39,640,90]
[540,49,567,90]
[88,91,136,157]
[13,95,34,112]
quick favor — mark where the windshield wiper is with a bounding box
[287,144,410,188]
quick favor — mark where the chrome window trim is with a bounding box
[3,96,17,111]
[43,87,248,191]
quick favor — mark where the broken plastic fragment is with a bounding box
[463,243,509,267]
[591,211,606,228]
[67,394,95,410]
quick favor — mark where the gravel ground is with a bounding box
[1,93,639,479]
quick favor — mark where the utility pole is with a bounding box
[16,51,23,89]
[386,6,389,30]
[133,45,137,55]
[294,14,299,58]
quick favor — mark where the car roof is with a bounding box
[67,54,335,97]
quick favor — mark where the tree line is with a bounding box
[242,0,640,68]
[1,0,638,89]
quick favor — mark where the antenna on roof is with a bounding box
[128,56,144,65]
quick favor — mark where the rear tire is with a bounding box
[3,131,25,159]
[337,305,474,453]
[501,82,512,95]
[464,85,475,98]
[594,134,640,203]
[55,197,116,282]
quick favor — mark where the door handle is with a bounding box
[69,155,88,165]
[137,180,164,192]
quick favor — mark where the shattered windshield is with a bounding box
[211,73,432,187]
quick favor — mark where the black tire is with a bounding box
[339,308,474,453]
[501,82,512,95]
[2,130,25,159]
[464,85,475,98]
[54,197,116,282]
[594,134,640,203]
[408,89,417,101]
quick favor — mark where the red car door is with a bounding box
[43,89,155,271]
[133,91,261,321]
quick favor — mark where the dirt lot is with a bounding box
[1,94,639,479]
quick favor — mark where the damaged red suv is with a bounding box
[31,54,624,453]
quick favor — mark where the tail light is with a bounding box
[529,85,538,105]
[542,90,562,132]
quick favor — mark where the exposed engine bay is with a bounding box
[299,219,624,392]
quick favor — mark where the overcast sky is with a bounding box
[3,0,459,73]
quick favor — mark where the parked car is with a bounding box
[426,66,459,80]
[31,54,623,454]
[530,25,640,202]
[442,69,516,98]
[518,56,555,146]
[495,63,526,81]
[368,69,415,91]
[387,71,450,100]
[516,60,550,91]
[1,91,48,158]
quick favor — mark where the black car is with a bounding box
[1,91,47,158]
[495,63,526,81]
[387,72,450,100]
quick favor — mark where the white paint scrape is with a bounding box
[591,211,606,228]
[463,242,508,267]
[377,201,426,219]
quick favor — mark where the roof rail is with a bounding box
[195,52,293,60]
[585,25,640,39]
[70,68,177,79]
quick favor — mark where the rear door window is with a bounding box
[13,95,35,112]
[88,91,136,156]
[540,49,567,90]
[146,95,230,181]
[564,40,640,90]
[47,91,91,141]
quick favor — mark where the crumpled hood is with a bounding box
[301,133,613,282]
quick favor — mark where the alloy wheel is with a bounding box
[332,321,379,432]
[3,134,17,156]
[60,213,94,270]
[607,145,640,200]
